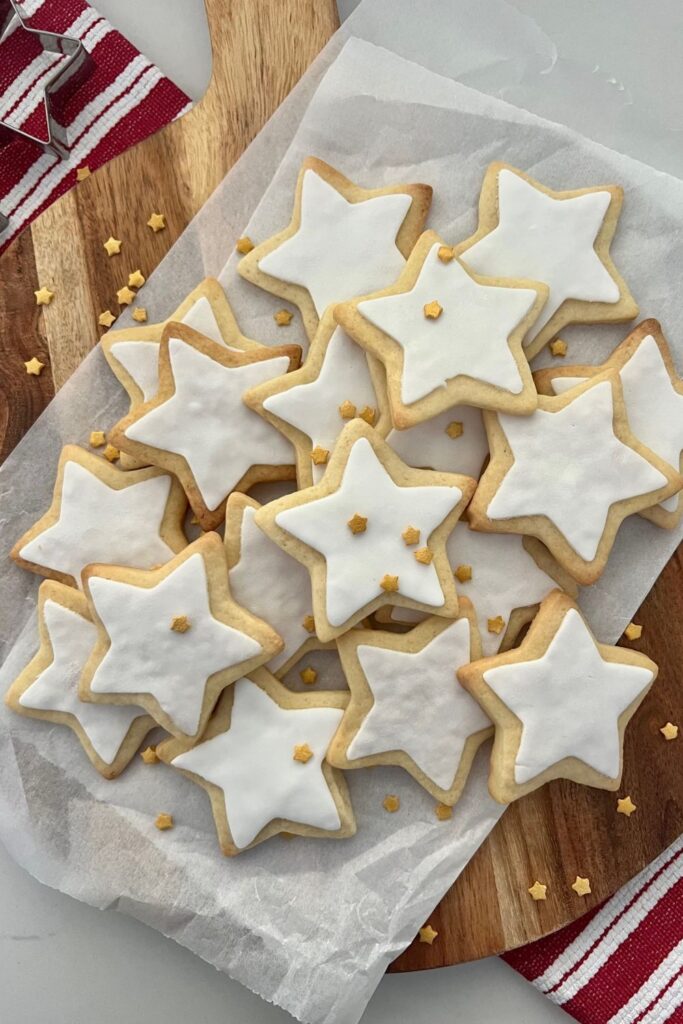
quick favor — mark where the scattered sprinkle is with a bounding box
[89,430,106,448]
[24,357,45,376]
[103,444,120,463]
[116,286,136,306]
[339,399,357,420]
[147,212,166,233]
[293,743,313,763]
[435,803,452,821]
[236,236,254,254]
[454,564,472,583]
[347,513,368,534]
[424,300,443,319]
[550,339,568,358]
[414,546,433,565]
[383,794,400,813]
[402,525,420,546]
[98,310,116,328]
[140,746,159,765]
[302,614,316,634]
[103,236,122,257]
[311,445,329,465]
[617,795,637,817]
[35,286,54,306]
[445,421,463,439]
[300,667,318,686]
[528,881,547,901]
[128,269,146,288]
[75,165,91,181]
[155,813,174,831]
[437,245,456,263]
[624,622,643,641]
[571,876,591,897]
[419,924,438,944]
[487,615,505,635]
[274,309,293,326]
[170,615,191,633]
[380,574,399,593]
[359,405,376,426]
[660,722,679,741]
[132,307,148,323]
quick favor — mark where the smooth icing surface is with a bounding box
[258,169,412,316]
[262,325,378,483]
[348,619,490,789]
[87,553,264,736]
[484,608,653,783]
[110,296,230,403]
[228,506,316,673]
[387,404,488,479]
[550,336,683,514]
[20,601,144,764]
[125,337,293,510]
[19,461,176,588]
[172,678,343,848]
[392,524,562,656]
[486,381,668,560]
[358,244,537,404]
[463,169,620,335]
[274,437,463,627]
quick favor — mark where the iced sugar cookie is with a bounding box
[5,581,155,779]
[468,371,682,584]
[534,320,683,530]
[386,404,489,479]
[237,157,432,341]
[328,601,492,806]
[459,163,638,359]
[458,591,657,802]
[110,324,300,531]
[79,533,282,743]
[156,669,354,854]
[335,230,546,428]
[243,309,390,487]
[12,445,187,589]
[255,420,476,642]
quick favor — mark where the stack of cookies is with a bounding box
[7,157,680,855]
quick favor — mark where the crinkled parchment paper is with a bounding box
[1,5,683,1023]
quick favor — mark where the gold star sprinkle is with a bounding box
[24,357,45,376]
[454,564,472,583]
[35,286,54,306]
[140,746,159,765]
[487,615,505,635]
[103,444,120,463]
[660,722,679,741]
[445,420,464,439]
[402,526,420,546]
[98,310,116,328]
[147,212,166,232]
[383,794,400,813]
[550,339,568,358]
[300,667,318,686]
[347,513,368,534]
[528,881,547,901]
[132,307,148,323]
[571,876,591,897]
[293,743,313,763]
[419,924,438,944]
[624,622,643,641]
[103,236,122,257]
[414,547,433,565]
[170,615,191,633]
[274,309,293,326]
[89,430,106,448]
[155,813,174,831]
[437,245,456,263]
[339,399,357,420]
[380,574,399,593]
[359,405,377,426]
[75,165,91,182]
[236,236,254,254]
[311,445,330,465]
[617,795,637,817]
[435,803,452,821]
[424,300,443,319]
[128,269,146,288]
[117,286,136,306]
[302,614,316,633]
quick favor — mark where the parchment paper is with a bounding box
[1,9,683,1024]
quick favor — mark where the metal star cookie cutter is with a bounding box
[0,0,94,232]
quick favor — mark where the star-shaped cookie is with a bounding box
[110,324,300,530]
[5,582,155,779]
[459,163,638,358]
[336,230,546,428]
[12,445,187,588]
[237,157,432,341]
[243,309,390,486]
[255,420,476,641]
[79,533,282,743]
[328,602,492,805]
[468,372,682,584]
[458,590,657,802]
[156,669,354,854]
[535,319,683,530]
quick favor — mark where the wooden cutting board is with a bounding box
[0,0,681,972]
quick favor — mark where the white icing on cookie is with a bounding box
[484,607,654,783]
[124,337,293,511]
[228,505,317,673]
[172,678,343,848]
[486,381,668,561]
[262,325,378,483]
[357,243,538,404]
[463,169,620,336]
[20,600,145,764]
[258,169,412,316]
[87,553,264,736]
[19,461,177,588]
[348,619,490,790]
[387,405,488,478]
[550,336,683,514]
[274,437,462,627]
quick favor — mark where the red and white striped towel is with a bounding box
[0,0,190,255]
[505,833,683,1023]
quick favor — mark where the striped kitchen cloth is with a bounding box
[504,833,683,1023]
[0,0,191,255]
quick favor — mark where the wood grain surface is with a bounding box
[0,0,681,972]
